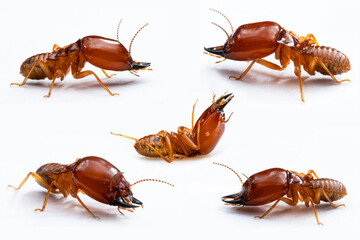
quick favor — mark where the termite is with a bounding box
[111,93,234,163]
[214,162,347,225]
[8,156,173,219]
[11,20,151,98]
[204,9,351,102]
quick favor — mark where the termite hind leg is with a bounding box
[229,60,255,80]
[8,172,47,190]
[318,60,351,84]
[320,189,346,209]
[74,192,100,219]
[192,99,198,129]
[101,69,117,78]
[52,44,60,52]
[72,70,119,96]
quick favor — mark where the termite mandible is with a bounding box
[11,20,151,98]
[204,9,351,102]
[8,156,173,219]
[214,162,347,225]
[111,93,234,163]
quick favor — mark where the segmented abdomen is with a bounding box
[20,53,52,79]
[311,45,351,75]
[313,178,347,202]
[36,163,69,186]
[134,134,169,157]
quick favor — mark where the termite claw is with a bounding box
[132,62,151,70]
[204,46,224,57]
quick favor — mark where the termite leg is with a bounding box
[101,69,117,78]
[294,58,305,102]
[221,112,233,123]
[317,60,351,84]
[74,192,100,219]
[229,60,255,80]
[255,59,286,71]
[320,189,345,209]
[255,197,298,219]
[305,34,319,46]
[35,181,57,212]
[11,60,53,87]
[72,70,119,96]
[44,69,62,98]
[192,99,198,129]
[8,172,48,191]
[307,170,319,179]
[52,44,60,52]
[308,197,323,225]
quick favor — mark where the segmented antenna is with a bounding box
[130,179,174,187]
[213,162,243,184]
[209,8,234,33]
[116,19,122,42]
[129,23,149,56]
[211,22,230,45]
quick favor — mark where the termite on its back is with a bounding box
[204,9,351,102]
[12,20,152,98]
[111,93,234,163]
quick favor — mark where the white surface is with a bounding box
[0,0,359,238]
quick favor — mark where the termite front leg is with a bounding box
[293,57,305,102]
[229,60,256,80]
[72,70,119,96]
[74,192,100,219]
[255,197,299,219]
[101,69,117,78]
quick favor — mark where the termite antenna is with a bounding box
[209,8,234,33]
[129,23,149,56]
[213,162,243,184]
[110,132,139,141]
[130,179,174,187]
[211,22,230,46]
[116,19,123,42]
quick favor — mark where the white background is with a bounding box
[0,0,359,238]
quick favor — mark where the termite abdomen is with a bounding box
[311,46,351,75]
[313,178,347,202]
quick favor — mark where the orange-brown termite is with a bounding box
[111,93,234,163]
[11,20,151,97]
[214,162,347,225]
[204,9,351,102]
[8,156,173,219]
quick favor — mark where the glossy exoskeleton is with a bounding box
[11,21,151,97]
[215,163,347,225]
[8,156,173,218]
[205,9,351,102]
[111,93,234,163]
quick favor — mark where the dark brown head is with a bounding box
[193,93,233,155]
[222,168,302,206]
[72,156,142,208]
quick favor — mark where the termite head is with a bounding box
[81,22,150,72]
[222,168,296,206]
[205,17,296,61]
[193,93,233,154]
[109,172,143,208]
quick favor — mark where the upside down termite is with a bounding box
[11,20,151,98]
[204,9,351,102]
[8,156,173,219]
[214,162,347,225]
[111,93,234,163]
